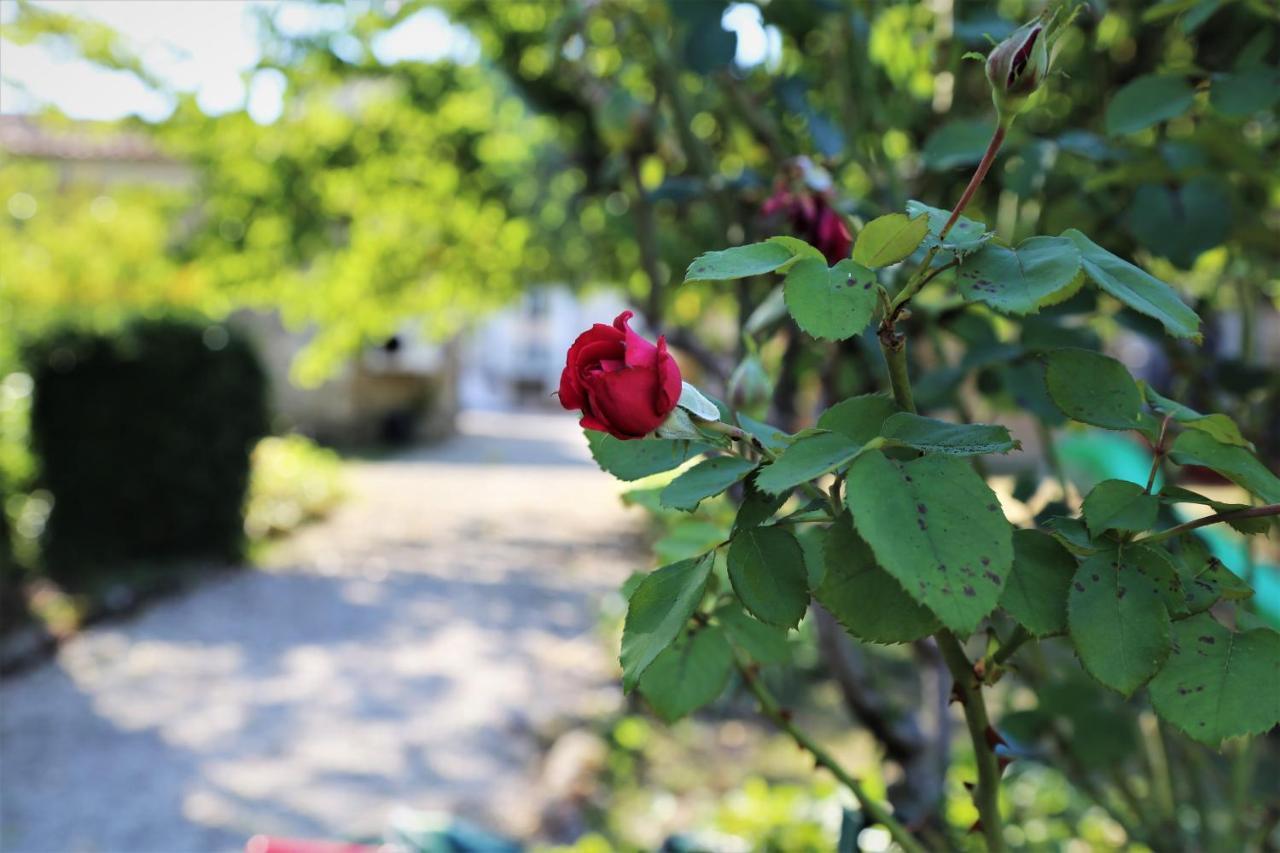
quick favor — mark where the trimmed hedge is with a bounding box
[27,319,268,585]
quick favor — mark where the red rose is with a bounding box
[559,310,683,440]
[761,185,851,266]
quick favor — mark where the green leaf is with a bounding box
[816,394,900,444]
[744,284,787,335]
[766,235,825,262]
[1043,348,1142,430]
[737,413,792,453]
[1159,486,1274,536]
[684,241,796,283]
[1170,430,1280,504]
[732,474,790,534]
[881,412,1019,456]
[1148,615,1280,745]
[1001,529,1077,637]
[755,432,863,495]
[852,213,929,269]
[797,526,828,591]
[1143,385,1251,448]
[659,456,757,512]
[1082,479,1160,538]
[1130,542,1189,617]
[1211,66,1280,118]
[676,381,721,421]
[727,526,810,628]
[717,601,791,664]
[653,407,711,441]
[1168,535,1254,615]
[1105,75,1196,136]
[1043,516,1107,555]
[1067,548,1171,696]
[956,237,1083,315]
[620,555,714,692]
[846,452,1013,634]
[1063,229,1200,340]
[783,258,878,341]
[637,625,734,722]
[921,118,997,171]
[654,520,727,563]
[905,199,991,260]
[586,431,710,481]
[1127,179,1232,270]
[817,513,940,643]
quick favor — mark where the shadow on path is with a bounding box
[0,410,640,853]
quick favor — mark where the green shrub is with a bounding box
[245,434,345,540]
[27,318,268,585]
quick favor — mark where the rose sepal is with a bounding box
[675,381,721,422]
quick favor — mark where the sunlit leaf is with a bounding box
[783,258,878,341]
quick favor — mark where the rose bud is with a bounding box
[760,158,852,265]
[984,3,1077,123]
[986,19,1047,101]
[559,310,682,440]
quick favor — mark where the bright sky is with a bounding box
[0,0,779,124]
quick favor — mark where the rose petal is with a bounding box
[579,413,612,433]
[585,367,670,438]
[558,365,582,410]
[654,336,682,413]
[611,310,635,333]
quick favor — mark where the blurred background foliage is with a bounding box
[2,0,1279,848]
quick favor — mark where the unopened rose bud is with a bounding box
[983,3,1078,124]
[987,20,1047,97]
[986,19,1048,119]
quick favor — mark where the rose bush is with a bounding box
[559,310,682,440]
[570,5,1280,851]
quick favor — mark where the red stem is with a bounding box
[939,125,1007,239]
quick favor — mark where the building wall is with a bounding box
[459,286,630,411]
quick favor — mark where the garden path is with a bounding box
[0,410,640,853]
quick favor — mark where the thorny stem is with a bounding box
[871,128,1017,847]
[737,660,928,853]
[1135,504,1280,546]
[878,120,1009,407]
[938,631,1006,852]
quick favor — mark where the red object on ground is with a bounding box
[245,835,380,853]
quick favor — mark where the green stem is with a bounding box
[1036,420,1070,502]
[1135,503,1280,546]
[704,419,831,506]
[879,333,917,414]
[937,631,1005,852]
[1139,712,1178,828]
[1143,414,1172,495]
[991,624,1032,668]
[738,661,927,853]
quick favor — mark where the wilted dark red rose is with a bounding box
[761,186,852,266]
[559,310,682,440]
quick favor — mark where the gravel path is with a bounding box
[0,411,640,853]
